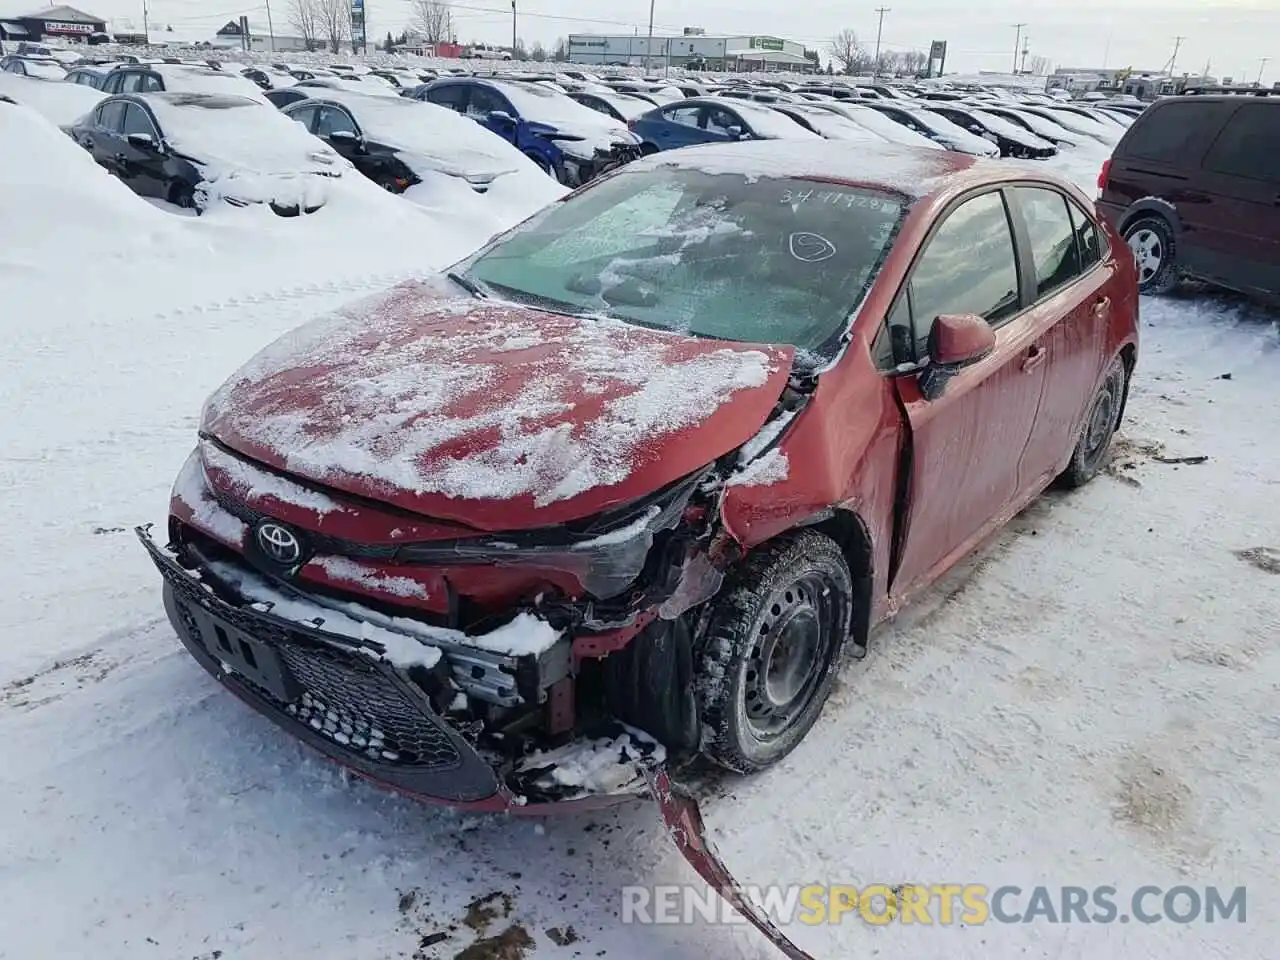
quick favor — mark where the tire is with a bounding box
[697,530,853,773]
[1059,355,1127,489]
[1123,216,1180,294]
[168,182,196,212]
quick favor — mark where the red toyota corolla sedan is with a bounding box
[138,140,1138,811]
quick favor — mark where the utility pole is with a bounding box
[264,0,276,53]
[1021,36,1030,74]
[141,0,149,42]
[645,0,654,73]
[1167,35,1185,77]
[1258,57,1271,86]
[1012,23,1025,74]
[873,7,890,79]
[510,0,516,59]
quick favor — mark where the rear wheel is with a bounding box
[1060,355,1127,488]
[697,531,853,773]
[1123,216,1180,294]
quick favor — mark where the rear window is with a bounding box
[1122,100,1225,164]
[461,168,906,363]
[1203,103,1280,184]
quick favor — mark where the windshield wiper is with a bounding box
[447,271,487,299]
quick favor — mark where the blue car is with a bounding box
[412,77,640,186]
[630,97,820,154]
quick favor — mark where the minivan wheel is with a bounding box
[697,530,853,774]
[1124,216,1180,294]
[1059,355,1127,489]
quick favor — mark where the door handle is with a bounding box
[1021,344,1047,372]
[1092,296,1111,315]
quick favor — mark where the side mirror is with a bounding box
[126,132,159,150]
[328,129,360,144]
[726,125,746,139]
[918,313,996,400]
[487,109,514,125]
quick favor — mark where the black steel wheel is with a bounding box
[697,530,853,773]
[1060,355,1128,488]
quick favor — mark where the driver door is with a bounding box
[887,189,1050,602]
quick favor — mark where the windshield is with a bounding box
[459,168,905,362]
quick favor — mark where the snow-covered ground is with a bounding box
[2,103,1277,960]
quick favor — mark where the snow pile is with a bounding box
[203,279,783,509]
[0,73,103,125]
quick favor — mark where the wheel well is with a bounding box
[808,509,874,656]
[1116,343,1137,425]
[1118,206,1174,237]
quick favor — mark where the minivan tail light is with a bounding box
[1097,158,1111,192]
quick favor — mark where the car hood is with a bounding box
[200,277,794,531]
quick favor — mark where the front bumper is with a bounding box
[138,526,661,812]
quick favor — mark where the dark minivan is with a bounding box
[1097,93,1280,298]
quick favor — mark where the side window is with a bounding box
[1122,101,1224,163]
[662,105,703,128]
[910,191,1021,357]
[1202,104,1280,184]
[121,103,158,138]
[466,86,510,118]
[879,292,913,368]
[704,107,742,134]
[1011,187,1083,298]
[424,84,465,112]
[1068,200,1104,269]
[141,73,164,92]
[316,106,358,137]
[119,71,145,93]
[97,100,125,131]
[101,71,121,93]
[286,104,318,131]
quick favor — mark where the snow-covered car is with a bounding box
[927,103,1058,159]
[865,101,1002,156]
[98,63,267,101]
[293,75,402,99]
[771,102,897,142]
[0,71,103,126]
[138,139,1139,814]
[0,55,66,79]
[810,100,945,150]
[280,88,565,217]
[67,91,344,214]
[568,89,656,123]
[630,97,822,153]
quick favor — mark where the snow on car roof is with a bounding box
[630,138,978,197]
[149,63,265,99]
[0,72,102,126]
[484,78,631,137]
[295,88,531,173]
[141,92,341,177]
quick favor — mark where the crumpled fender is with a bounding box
[646,767,818,960]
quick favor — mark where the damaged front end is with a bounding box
[140,410,802,809]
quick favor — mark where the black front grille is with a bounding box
[163,557,460,771]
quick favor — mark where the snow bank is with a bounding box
[0,73,103,126]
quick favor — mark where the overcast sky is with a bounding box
[12,0,1279,81]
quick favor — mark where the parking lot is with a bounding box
[2,47,1278,960]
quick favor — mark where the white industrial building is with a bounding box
[567,31,814,71]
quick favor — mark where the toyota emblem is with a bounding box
[256,521,302,566]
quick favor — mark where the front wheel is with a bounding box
[697,530,853,773]
[1123,216,1180,294]
[1059,355,1127,488]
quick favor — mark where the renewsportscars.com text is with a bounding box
[622,884,1247,926]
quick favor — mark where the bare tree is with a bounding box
[287,0,319,50]
[314,0,349,53]
[878,50,901,75]
[897,49,928,77]
[409,0,453,46]
[530,41,546,62]
[828,28,861,75]
[551,36,568,61]
[1028,54,1051,76]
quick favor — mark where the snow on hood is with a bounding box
[201,277,793,530]
[301,89,538,181]
[488,79,638,158]
[0,73,103,126]
[144,93,344,206]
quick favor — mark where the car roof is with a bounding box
[628,138,1054,201]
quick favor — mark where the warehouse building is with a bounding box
[567,30,815,72]
[0,4,106,43]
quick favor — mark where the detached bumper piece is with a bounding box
[140,526,502,803]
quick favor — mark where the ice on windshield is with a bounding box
[464,169,905,361]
